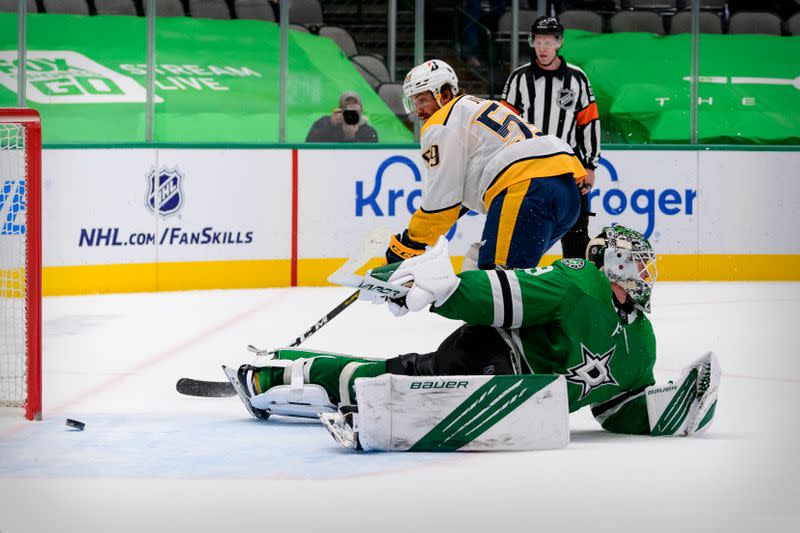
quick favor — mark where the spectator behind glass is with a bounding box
[461,0,507,68]
[269,0,280,20]
[306,92,379,143]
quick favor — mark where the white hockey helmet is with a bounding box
[586,225,658,313]
[402,59,459,113]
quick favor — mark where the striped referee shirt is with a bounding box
[501,57,601,169]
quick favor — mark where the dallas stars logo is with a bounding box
[565,344,619,400]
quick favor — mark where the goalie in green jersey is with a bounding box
[230,225,719,444]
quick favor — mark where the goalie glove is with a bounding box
[366,236,459,316]
[646,352,720,437]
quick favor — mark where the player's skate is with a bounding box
[225,354,338,420]
[222,365,271,420]
[320,405,361,450]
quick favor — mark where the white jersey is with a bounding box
[407,94,586,246]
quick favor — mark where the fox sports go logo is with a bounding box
[355,155,696,240]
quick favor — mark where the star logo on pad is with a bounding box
[565,344,619,400]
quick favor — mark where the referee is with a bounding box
[501,16,600,259]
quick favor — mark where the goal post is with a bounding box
[0,108,42,421]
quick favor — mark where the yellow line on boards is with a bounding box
[38,255,800,296]
[42,260,291,296]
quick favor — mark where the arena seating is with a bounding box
[3,0,797,120]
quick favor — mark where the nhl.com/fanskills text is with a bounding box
[78,226,254,247]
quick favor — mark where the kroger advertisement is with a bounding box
[298,149,704,257]
[298,149,486,260]
[37,147,798,294]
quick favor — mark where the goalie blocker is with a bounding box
[320,373,570,452]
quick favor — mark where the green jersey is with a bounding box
[434,259,657,414]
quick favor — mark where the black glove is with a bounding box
[385,230,427,264]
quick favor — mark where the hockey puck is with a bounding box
[65,418,85,431]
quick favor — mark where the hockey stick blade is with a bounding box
[327,226,394,283]
[176,377,235,397]
[326,226,410,299]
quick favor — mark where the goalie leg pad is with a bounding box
[646,351,720,436]
[323,373,570,452]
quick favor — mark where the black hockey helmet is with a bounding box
[530,16,564,38]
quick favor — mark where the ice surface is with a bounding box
[1,283,798,532]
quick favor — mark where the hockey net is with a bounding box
[0,109,41,421]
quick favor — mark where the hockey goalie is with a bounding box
[221,225,719,451]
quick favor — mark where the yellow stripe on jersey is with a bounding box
[494,180,529,268]
[420,95,465,136]
[483,154,587,210]
[407,204,462,246]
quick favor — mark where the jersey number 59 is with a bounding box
[476,102,536,143]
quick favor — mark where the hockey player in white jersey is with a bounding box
[386,59,588,270]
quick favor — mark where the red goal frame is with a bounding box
[0,108,41,421]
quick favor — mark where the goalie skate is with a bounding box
[225,358,338,420]
[222,365,270,420]
[320,406,361,450]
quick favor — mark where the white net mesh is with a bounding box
[0,122,27,408]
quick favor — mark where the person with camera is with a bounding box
[305,91,378,143]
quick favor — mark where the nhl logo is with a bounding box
[557,88,576,110]
[146,167,184,218]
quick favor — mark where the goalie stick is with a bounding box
[326,272,410,300]
[176,228,393,398]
